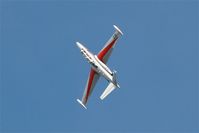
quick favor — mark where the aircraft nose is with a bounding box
[76,42,84,49]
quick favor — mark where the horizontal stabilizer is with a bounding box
[77,99,87,109]
[100,82,117,100]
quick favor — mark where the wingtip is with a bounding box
[77,99,87,109]
[113,25,123,35]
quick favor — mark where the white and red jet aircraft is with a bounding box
[76,25,123,109]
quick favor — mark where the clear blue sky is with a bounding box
[1,0,198,133]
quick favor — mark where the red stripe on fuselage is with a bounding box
[97,39,117,61]
[85,69,95,103]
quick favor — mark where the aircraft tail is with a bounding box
[112,70,120,88]
[100,82,117,100]
[100,70,120,100]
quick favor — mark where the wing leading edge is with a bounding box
[97,25,123,64]
[77,69,100,109]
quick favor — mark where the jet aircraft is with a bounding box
[76,25,123,109]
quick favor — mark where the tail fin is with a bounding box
[112,70,120,88]
[100,70,120,100]
[100,82,117,100]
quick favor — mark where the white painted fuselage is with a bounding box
[76,25,123,108]
[77,42,114,84]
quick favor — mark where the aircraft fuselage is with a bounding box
[77,42,114,83]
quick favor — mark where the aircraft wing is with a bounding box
[77,69,100,109]
[97,25,123,64]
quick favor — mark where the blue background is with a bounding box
[1,0,198,132]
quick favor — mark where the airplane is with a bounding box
[76,25,123,109]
